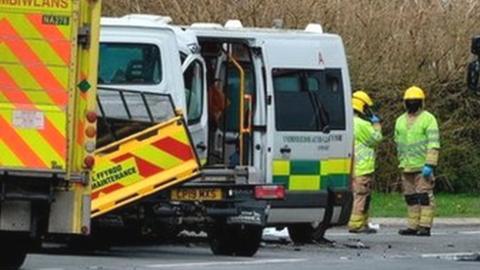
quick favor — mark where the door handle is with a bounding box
[196,142,207,152]
[280,146,291,154]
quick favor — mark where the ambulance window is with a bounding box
[323,69,345,130]
[272,68,345,131]
[183,60,204,124]
[99,43,162,85]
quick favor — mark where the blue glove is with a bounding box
[370,115,381,124]
[422,165,434,177]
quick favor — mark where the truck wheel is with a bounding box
[208,222,235,255]
[208,223,263,257]
[231,225,262,257]
[0,247,27,270]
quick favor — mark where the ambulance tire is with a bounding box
[0,246,27,270]
[208,223,262,257]
[288,224,316,244]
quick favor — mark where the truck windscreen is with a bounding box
[99,43,162,85]
[272,68,345,131]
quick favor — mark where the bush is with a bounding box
[102,0,480,192]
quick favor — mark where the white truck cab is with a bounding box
[99,15,208,162]
[97,14,353,250]
[96,15,277,257]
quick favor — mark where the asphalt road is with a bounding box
[24,226,480,270]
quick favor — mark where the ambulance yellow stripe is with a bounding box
[321,158,351,175]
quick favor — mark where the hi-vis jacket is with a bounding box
[394,110,440,172]
[354,115,383,176]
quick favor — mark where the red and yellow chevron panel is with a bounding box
[0,1,78,171]
[91,117,201,218]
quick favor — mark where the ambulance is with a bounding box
[179,20,355,244]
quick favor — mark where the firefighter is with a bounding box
[348,90,383,234]
[395,86,440,237]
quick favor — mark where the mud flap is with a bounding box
[226,200,268,227]
[312,188,335,239]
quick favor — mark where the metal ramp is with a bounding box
[91,88,200,218]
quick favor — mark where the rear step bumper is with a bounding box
[268,189,352,226]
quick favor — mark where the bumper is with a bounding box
[267,189,352,226]
[161,183,269,227]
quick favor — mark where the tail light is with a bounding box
[84,155,95,169]
[86,111,97,123]
[255,185,285,200]
[85,126,96,138]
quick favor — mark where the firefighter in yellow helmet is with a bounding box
[348,90,383,234]
[395,86,440,237]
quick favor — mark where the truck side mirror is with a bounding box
[467,60,480,92]
[468,36,480,92]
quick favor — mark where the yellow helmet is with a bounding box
[352,98,366,113]
[404,86,426,100]
[353,90,374,107]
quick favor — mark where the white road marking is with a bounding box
[146,258,306,268]
[421,252,480,260]
[326,230,480,237]
[458,231,480,235]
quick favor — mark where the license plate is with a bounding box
[171,188,223,201]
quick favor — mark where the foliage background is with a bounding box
[103,0,480,192]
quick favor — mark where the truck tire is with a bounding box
[208,222,235,255]
[231,225,263,257]
[208,223,263,257]
[0,247,27,270]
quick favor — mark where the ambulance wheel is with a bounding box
[208,223,262,257]
[0,246,27,270]
[289,222,329,244]
[288,224,315,244]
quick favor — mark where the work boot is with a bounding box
[349,227,377,234]
[416,227,431,237]
[398,228,418,236]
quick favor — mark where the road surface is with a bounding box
[24,226,480,270]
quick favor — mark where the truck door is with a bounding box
[262,37,353,194]
[181,55,208,164]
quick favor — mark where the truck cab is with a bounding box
[96,15,280,256]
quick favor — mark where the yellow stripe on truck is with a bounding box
[91,117,201,218]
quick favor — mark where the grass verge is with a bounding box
[370,192,480,218]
